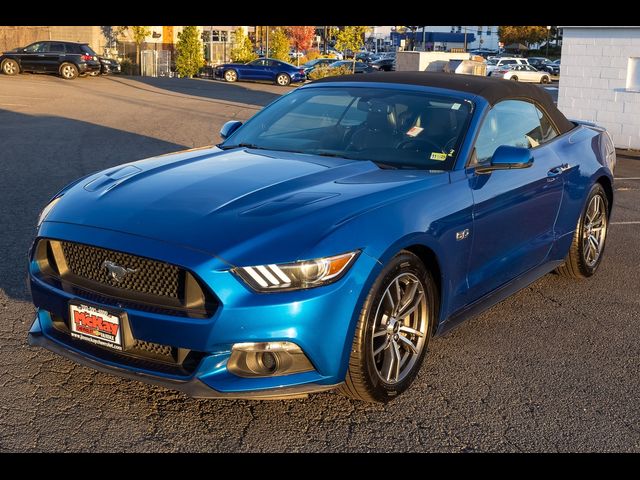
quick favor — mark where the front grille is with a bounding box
[34,239,216,318]
[133,339,173,358]
[61,241,180,298]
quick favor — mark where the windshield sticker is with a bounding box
[406,126,424,137]
[451,103,461,110]
[430,152,447,161]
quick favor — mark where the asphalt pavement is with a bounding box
[0,73,638,452]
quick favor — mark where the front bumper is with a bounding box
[28,222,377,398]
[28,314,339,399]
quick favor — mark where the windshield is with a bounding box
[220,86,473,171]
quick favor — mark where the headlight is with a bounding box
[37,196,62,227]
[233,251,359,292]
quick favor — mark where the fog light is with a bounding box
[259,351,278,373]
[227,341,314,377]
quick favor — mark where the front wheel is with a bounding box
[339,251,437,403]
[275,73,291,86]
[556,183,610,278]
[89,70,100,77]
[1,59,19,75]
[59,62,78,80]
[224,69,237,82]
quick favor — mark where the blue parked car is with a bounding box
[214,57,306,86]
[28,72,615,403]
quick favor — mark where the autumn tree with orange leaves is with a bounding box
[498,26,548,48]
[286,26,316,65]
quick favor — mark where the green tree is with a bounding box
[269,27,290,62]
[498,26,548,48]
[230,29,257,63]
[175,26,205,78]
[335,26,368,73]
[128,26,151,74]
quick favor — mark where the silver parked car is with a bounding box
[493,64,551,84]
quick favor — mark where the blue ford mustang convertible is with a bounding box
[28,72,616,402]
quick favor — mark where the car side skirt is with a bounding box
[436,259,564,336]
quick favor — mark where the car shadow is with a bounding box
[0,109,188,302]
[103,75,282,108]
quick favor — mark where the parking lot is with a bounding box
[0,73,639,452]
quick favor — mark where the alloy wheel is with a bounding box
[582,193,608,268]
[61,65,76,79]
[225,70,237,82]
[370,272,429,384]
[276,74,290,86]
[2,60,17,75]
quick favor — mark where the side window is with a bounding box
[535,105,559,143]
[49,43,65,53]
[65,43,80,54]
[473,100,543,164]
[24,42,47,53]
[502,59,516,65]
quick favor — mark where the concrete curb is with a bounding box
[616,149,640,160]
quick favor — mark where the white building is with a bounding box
[435,26,499,50]
[557,26,640,149]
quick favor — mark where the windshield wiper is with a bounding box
[219,143,267,150]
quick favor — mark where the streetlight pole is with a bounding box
[546,26,551,58]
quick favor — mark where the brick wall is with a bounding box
[557,27,640,149]
[0,26,104,55]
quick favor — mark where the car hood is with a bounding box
[46,147,448,266]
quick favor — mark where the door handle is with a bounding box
[37,54,45,57]
[547,163,570,177]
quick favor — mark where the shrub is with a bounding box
[305,48,322,61]
[120,58,135,75]
[308,64,353,80]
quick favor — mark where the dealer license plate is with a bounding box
[69,303,123,351]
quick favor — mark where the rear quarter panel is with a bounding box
[549,125,614,259]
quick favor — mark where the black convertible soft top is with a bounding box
[313,71,575,135]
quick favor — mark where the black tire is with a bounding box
[1,59,19,76]
[59,62,78,80]
[339,250,437,403]
[556,183,610,279]
[275,73,291,86]
[224,69,237,82]
[541,75,550,84]
[510,75,519,81]
[89,70,100,77]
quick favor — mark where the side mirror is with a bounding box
[219,120,243,141]
[476,145,533,174]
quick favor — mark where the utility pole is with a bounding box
[546,26,551,58]
[265,28,269,58]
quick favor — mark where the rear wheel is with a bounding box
[276,73,291,86]
[540,75,550,84]
[59,62,78,80]
[510,75,519,81]
[339,251,437,403]
[224,69,237,82]
[1,59,19,75]
[556,183,609,278]
[89,70,100,77]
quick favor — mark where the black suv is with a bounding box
[0,41,101,80]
